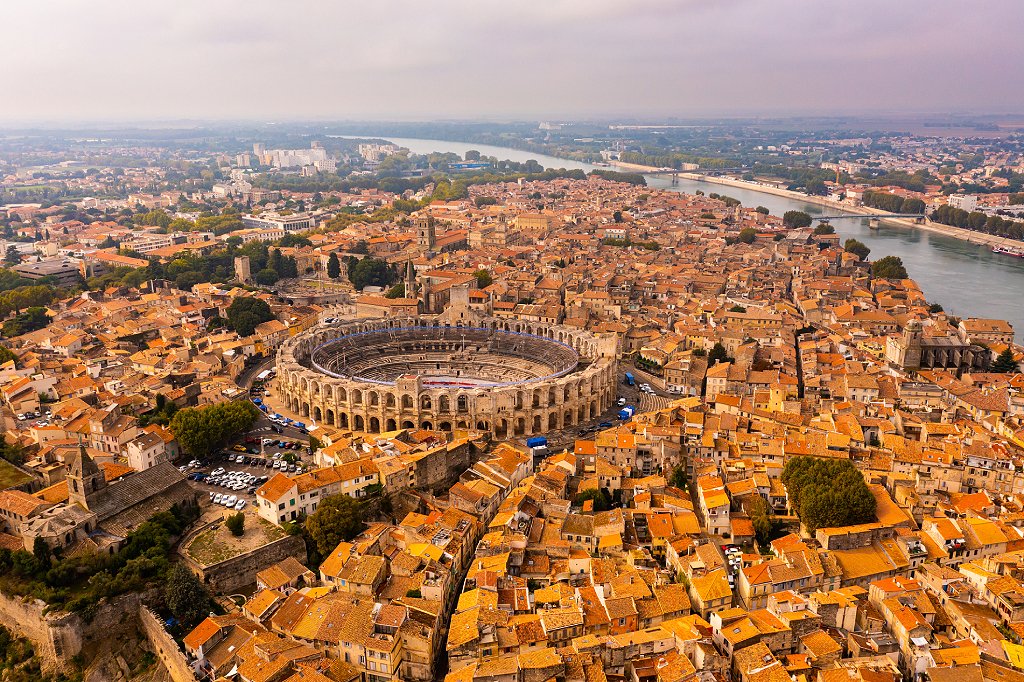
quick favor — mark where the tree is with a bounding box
[165,564,212,627]
[3,246,19,266]
[992,348,1019,373]
[844,239,871,261]
[225,512,245,536]
[755,206,770,215]
[472,269,493,288]
[708,342,731,366]
[384,282,405,298]
[668,463,688,491]
[575,488,611,512]
[781,456,877,533]
[729,305,747,313]
[749,496,774,547]
[813,223,835,235]
[307,495,365,557]
[737,228,756,244]
[871,255,909,280]
[169,400,260,458]
[2,307,49,338]
[348,257,396,290]
[0,345,17,367]
[32,537,51,570]
[254,268,279,286]
[613,210,623,223]
[326,252,341,279]
[227,296,274,337]
[783,211,812,228]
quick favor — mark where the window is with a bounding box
[278,503,285,511]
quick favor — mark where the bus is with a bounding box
[624,372,635,386]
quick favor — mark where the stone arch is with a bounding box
[564,409,573,427]
[326,408,335,426]
[369,416,380,432]
[439,395,450,413]
[339,412,349,428]
[476,420,488,431]
[515,417,526,436]
[402,394,414,409]
[457,395,468,413]
[421,421,433,430]
[354,415,365,431]
[386,418,397,431]
[338,387,347,403]
[369,391,380,407]
[402,420,415,429]
[548,413,558,430]
[516,391,525,410]
[439,421,452,431]
[385,393,396,408]
[590,401,598,419]
[420,395,432,410]
[532,415,542,432]
[314,406,322,422]
[496,419,508,439]
[563,385,571,401]
[301,402,310,418]
[532,390,541,408]
[353,390,363,405]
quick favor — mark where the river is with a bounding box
[353,136,1024,338]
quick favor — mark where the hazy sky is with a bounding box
[2,0,1022,123]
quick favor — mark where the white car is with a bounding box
[211,467,225,477]
[234,500,247,511]
[262,438,275,446]
[213,493,223,504]
[224,495,237,507]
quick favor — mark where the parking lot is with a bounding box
[182,434,312,513]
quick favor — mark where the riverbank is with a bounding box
[607,158,1023,249]
[673,172,1024,250]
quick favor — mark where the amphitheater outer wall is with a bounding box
[275,316,619,438]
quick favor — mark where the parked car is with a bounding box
[234,500,247,511]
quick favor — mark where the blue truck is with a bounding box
[624,372,635,386]
[618,405,636,420]
[526,436,548,448]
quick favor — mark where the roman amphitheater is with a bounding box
[275,316,619,437]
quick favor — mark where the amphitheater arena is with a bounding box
[275,316,619,438]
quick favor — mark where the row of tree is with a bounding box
[168,400,261,458]
[930,204,1024,241]
[861,191,925,214]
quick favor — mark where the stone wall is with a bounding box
[184,533,306,594]
[138,606,197,681]
[0,590,148,675]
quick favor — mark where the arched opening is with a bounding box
[314,406,322,422]
[457,395,468,412]
[476,421,488,431]
[515,418,526,436]
[340,413,349,428]
[420,395,432,410]
[301,403,310,417]
[338,388,347,402]
[548,413,558,430]
[353,390,363,405]
[369,417,380,432]
[421,421,433,430]
[385,418,397,431]
[326,409,335,426]
[402,420,415,429]
[533,415,542,432]
[439,395,450,413]
[590,402,598,419]
[402,394,413,409]
[369,392,379,407]
[354,415,365,431]
[439,421,452,431]
[578,405,586,422]
[564,410,573,427]
[533,391,541,408]
[496,419,508,439]
[516,392,524,410]
[385,394,396,408]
